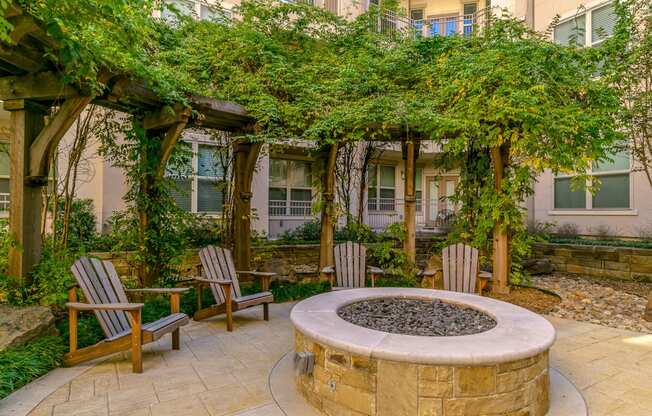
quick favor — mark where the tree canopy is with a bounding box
[1,0,626,281]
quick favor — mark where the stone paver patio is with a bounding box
[1,302,651,416]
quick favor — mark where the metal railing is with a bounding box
[376,6,495,39]
[269,199,313,217]
[364,197,456,230]
[0,193,9,212]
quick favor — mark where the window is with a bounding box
[554,2,616,47]
[591,3,616,44]
[162,0,196,21]
[554,14,586,46]
[269,159,312,217]
[429,15,458,37]
[554,150,630,210]
[411,9,424,36]
[368,165,395,211]
[463,3,477,36]
[167,141,226,214]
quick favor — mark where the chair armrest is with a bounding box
[479,271,493,280]
[321,266,335,274]
[66,302,144,311]
[367,266,384,275]
[418,268,441,277]
[191,277,234,285]
[125,288,190,294]
[236,271,276,277]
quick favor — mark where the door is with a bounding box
[426,176,458,226]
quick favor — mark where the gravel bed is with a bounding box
[337,297,496,336]
[533,274,652,333]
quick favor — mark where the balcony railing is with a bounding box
[269,200,312,217]
[376,6,495,39]
[365,197,456,230]
[0,193,9,212]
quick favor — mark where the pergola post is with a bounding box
[232,140,262,271]
[4,99,46,281]
[491,145,510,294]
[138,105,190,286]
[319,144,339,271]
[402,139,419,264]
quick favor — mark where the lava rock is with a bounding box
[337,297,496,336]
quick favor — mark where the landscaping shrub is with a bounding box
[334,222,376,243]
[242,280,330,303]
[368,222,418,284]
[54,199,98,250]
[279,219,321,243]
[555,223,580,238]
[0,336,67,400]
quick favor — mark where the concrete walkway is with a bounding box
[1,303,651,416]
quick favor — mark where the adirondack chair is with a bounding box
[427,243,492,294]
[65,257,190,373]
[320,241,385,290]
[192,246,275,331]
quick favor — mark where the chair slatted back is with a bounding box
[334,242,366,288]
[198,246,242,305]
[71,257,131,339]
[442,243,479,294]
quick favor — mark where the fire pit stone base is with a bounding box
[295,330,549,416]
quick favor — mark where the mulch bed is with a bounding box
[338,297,497,336]
[487,286,561,315]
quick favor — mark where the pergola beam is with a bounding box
[0,71,79,101]
[29,96,94,179]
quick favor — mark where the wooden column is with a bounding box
[138,105,189,286]
[645,292,652,322]
[319,144,339,270]
[4,100,46,280]
[402,140,419,264]
[232,140,262,271]
[491,145,510,294]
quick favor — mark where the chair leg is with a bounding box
[263,303,269,321]
[225,290,233,332]
[129,310,143,373]
[170,293,180,350]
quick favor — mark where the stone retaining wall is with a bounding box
[295,330,549,416]
[532,243,652,282]
[89,244,322,283]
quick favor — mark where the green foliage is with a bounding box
[28,245,78,308]
[602,0,651,185]
[0,336,66,400]
[54,199,98,250]
[547,237,652,250]
[242,280,330,303]
[334,222,376,243]
[279,220,321,243]
[368,222,417,284]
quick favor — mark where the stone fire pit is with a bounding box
[291,288,556,416]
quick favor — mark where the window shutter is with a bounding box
[591,4,616,43]
[463,3,477,15]
[554,15,586,46]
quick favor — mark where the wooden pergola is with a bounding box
[0,4,511,294]
[0,5,258,281]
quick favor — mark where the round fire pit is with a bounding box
[291,288,556,416]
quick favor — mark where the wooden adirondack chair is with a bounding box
[428,243,492,294]
[321,241,385,290]
[192,246,275,331]
[65,257,190,373]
